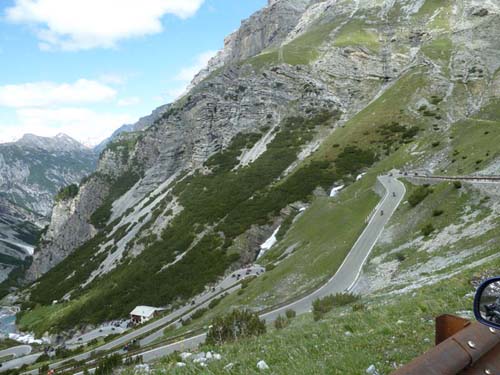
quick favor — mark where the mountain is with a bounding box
[93,104,170,154]
[0,134,98,286]
[20,0,500,338]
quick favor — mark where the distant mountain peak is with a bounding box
[15,133,90,153]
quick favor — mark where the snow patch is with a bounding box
[8,332,46,345]
[356,173,366,181]
[257,226,281,259]
[330,185,345,197]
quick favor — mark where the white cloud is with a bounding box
[0,79,116,108]
[117,97,141,107]
[6,0,206,50]
[1,108,135,146]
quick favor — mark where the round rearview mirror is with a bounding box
[474,277,500,329]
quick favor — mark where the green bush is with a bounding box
[454,181,462,189]
[191,307,208,320]
[312,293,359,321]
[265,264,276,272]
[352,303,366,312]
[285,309,296,319]
[421,223,435,237]
[408,186,432,207]
[55,184,79,202]
[432,209,444,217]
[335,146,377,176]
[206,309,266,345]
[208,296,223,309]
[274,315,289,330]
[94,354,122,375]
[276,210,299,241]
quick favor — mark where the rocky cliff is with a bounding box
[22,0,500,330]
[0,134,97,283]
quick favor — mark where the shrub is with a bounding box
[206,309,266,345]
[55,184,79,202]
[191,307,208,320]
[421,223,435,237]
[312,293,359,321]
[94,354,122,375]
[313,296,334,321]
[408,186,432,207]
[265,264,276,272]
[352,303,366,312]
[36,354,50,363]
[454,181,462,189]
[241,276,256,289]
[181,318,192,326]
[285,309,296,319]
[335,146,377,176]
[396,253,406,262]
[431,141,440,147]
[432,209,444,217]
[274,315,289,330]
[276,210,299,241]
[208,296,223,309]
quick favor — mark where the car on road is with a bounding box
[392,192,396,197]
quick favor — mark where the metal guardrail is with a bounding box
[391,315,500,374]
[401,173,500,183]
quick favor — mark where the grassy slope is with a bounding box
[151,68,435,341]
[127,257,497,375]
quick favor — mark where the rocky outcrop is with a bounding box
[27,175,108,280]
[190,0,312,87]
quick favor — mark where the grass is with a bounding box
[421,37,453,66]
[368,178,496,281]
[122,257,499,375]
[447,117,500,174]
[281,20,341,65]
[414,0,452,30]
[333,19,380,53]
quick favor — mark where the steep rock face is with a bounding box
[24,0,500,328]
[191,0,312,87]
[0,134,97,282]
[27,177,108,280]
[26,134,138,280]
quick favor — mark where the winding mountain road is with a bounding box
[128,175,406,363]
[14,174,404,373]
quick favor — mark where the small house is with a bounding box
[130,306,159,324]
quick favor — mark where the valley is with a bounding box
[1,0,500,373]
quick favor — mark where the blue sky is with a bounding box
[0,0,267,145]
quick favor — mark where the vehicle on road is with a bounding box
[392,192,396,197]
[380,210,384,216]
